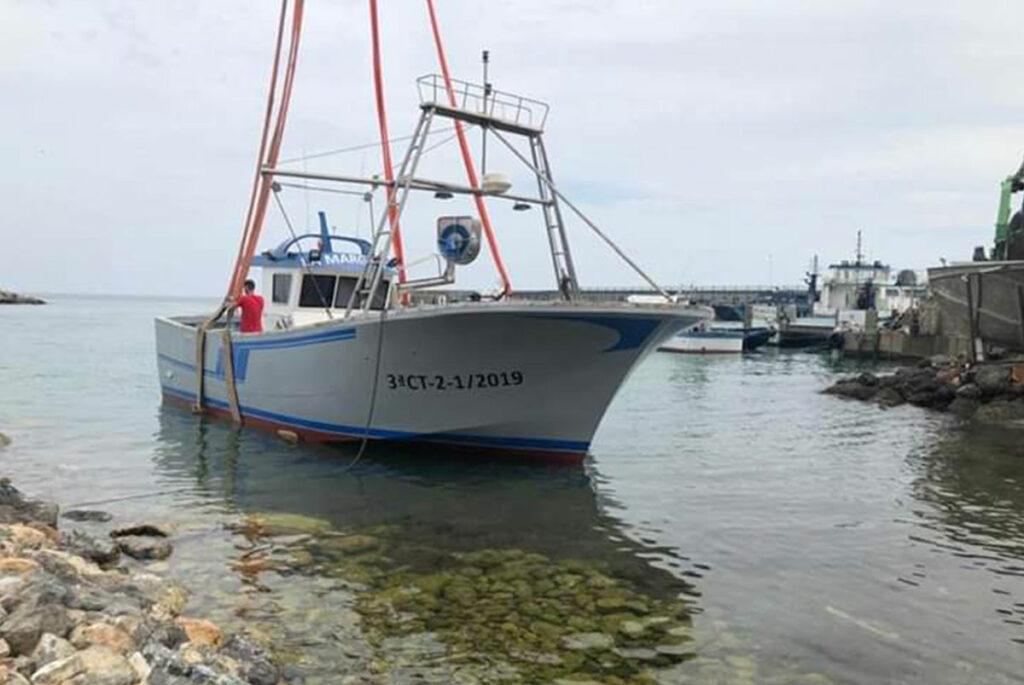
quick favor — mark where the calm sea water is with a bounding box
[2,295,1023,684]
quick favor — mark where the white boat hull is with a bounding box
[658,331,744,354]
[155,303,707,460]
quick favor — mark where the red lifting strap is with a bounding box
[227,0,305,300]
[425,0,512,294]
[369,0,407,284]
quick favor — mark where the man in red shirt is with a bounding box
[231,279,265,333]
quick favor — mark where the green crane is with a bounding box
[992,157,1024,261]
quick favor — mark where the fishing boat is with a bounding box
[154,1,709,461]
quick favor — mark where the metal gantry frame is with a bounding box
[258,75,673,318]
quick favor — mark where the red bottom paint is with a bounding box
[162,392,586,465]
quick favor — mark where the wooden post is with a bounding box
[964,273,976,363]
[1016,284,1024,350]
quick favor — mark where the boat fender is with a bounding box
[276,429,300,445]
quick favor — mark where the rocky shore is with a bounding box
[0,291,44,305]
[823,356,1024,422]
[0,480,278,685]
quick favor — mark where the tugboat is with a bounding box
[154,1,709,461]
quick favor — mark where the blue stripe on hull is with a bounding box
[160,385,590,453]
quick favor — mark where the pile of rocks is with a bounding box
[823,357,1024,421]
[0,480,279,685]
[0,291,44,305]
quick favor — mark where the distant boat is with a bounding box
[775,316,837,348]
[659,323,773,354]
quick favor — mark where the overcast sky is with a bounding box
[3,0,1024,297]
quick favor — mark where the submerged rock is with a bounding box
[115,535,172,561]
[561,632,613,651]
[110,523,171,539]
[947,397,981,418]
[62,510,112,523]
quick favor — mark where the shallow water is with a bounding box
[2,295,1024,683]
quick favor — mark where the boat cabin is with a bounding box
[250,225,395,330]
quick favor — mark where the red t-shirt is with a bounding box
[237,293,264,333]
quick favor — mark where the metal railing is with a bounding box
[416,74,549,130]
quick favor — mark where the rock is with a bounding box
[855,372,878,386]
[956,383,981,399]
[29,633,75,670]
[32,550,104,581]
[975,365,1011,396]
[0,558,41,577]
[0,637,9,657]
[65,532,120,568]
[115,536,172,561]
[220,634,278,685]
[0,603,69,655]
[974,398,1024,423]
[69,622,135,654]
[898,368,941,396]
[175,617,223,649]
[561,632,614,651]
[127,652,150,684]
[0,484,58,527]
[614,646,659,660]
[4,525,53,551]
[241,512,331,537]
[948,397,980,418]
[321,534,379,553]
[61,510,112,523]
[0,665,29,685]
[618,620,645,637]
[656,643,693,657]
[875,387,905,408]
[30,646,136,685]
[824,381,877,401]
[110,524,172,539]
[595,596,628,613]
[0,434,11,447]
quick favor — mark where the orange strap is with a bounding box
[227,0,288,300]
[228,0,305,300]
[369,0,407,284]
[425,0,512,294]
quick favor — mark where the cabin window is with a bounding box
[370,281,390,310]
[333,277,358,308]
[331,276,390,310]
[271,273,293,304]
[299,275,337,308]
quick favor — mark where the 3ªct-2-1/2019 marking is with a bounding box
[386,371,523,391]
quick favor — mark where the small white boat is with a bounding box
[658,324,745,354]
[154,4,710,461]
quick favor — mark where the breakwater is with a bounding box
[824,356,1024,421]
[0,291,44,305]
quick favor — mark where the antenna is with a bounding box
[481,49,491,175]
[855,230,864,266]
